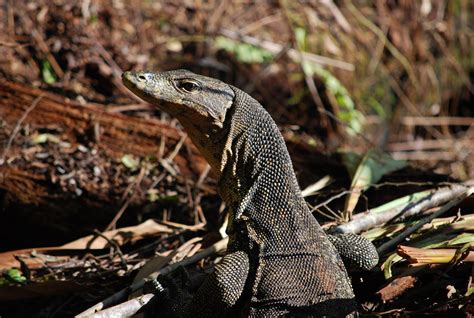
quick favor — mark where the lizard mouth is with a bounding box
[122,71,187,118]
[122,71,159,105]
[122,71,141,92]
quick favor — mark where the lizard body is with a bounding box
[122,70,378,317]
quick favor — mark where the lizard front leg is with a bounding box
[181,250,250,317]
[327,233,379,272]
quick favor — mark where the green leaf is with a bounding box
[367,97,387,119]
[447,233,474,246]
[295,27,307,50]
[121,154,140,171]
[214,36,274,64]
[0,269,27,285]
[382,253,400,279]
[158,194,179,203]
[362,222,408,241]
[32,133,61,144]
[370,189,434,215]
[89,14,98,24]
[147,189,178,203]
[42,60,57,84]
[302,61,364,135]
[344,149,407,216]
[147,189,160,202]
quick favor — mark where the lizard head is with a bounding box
[122,69,235,174]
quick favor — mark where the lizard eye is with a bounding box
[175,79,201,93]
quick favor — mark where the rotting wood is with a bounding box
[0,80,211,246]
[0,79,210,204]
[377,275,418,302]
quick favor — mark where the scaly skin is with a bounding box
[122,70,377,317]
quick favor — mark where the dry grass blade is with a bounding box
[76,237,229,317]
[336,182,473,234]
[397,245,474,264]
[301,175,332,197]
[220,29,355,71]
[377,186,474,255]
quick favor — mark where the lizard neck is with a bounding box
[219,88,319,248]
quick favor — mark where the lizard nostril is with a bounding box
[138,75,146,81]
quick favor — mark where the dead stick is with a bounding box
[377,187,474,255]
[76,237,229,317]
[335,181,474,234]
[88,294,154,318]
[0,95,43,165]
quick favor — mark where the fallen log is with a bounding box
[0,80,211,249]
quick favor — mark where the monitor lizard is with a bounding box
[122,69,378,317]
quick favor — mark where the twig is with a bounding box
[402,116,474,126]
[0,94,43,165]
[31,29,64,78]
[196,164,211,190]
[0,40,31,48]
[387,139,472,152]
[346,0,418,87]
[92,34,143,103]
[309,190,351,214]
[376,266,425,302]
[320,0,352,33]
[81,0,91,21]
[301,175,332,198]
[166,134,187,162]
[92,229,127,269]
[104,166,147,231]
[88,294,154,318]
[377,275,418,302]
[368,23,388,74]
[220,29,355,71]
[377,186,474,255]
[239,14,281,35]
[368,180,458,189]
[18,10,64,78]
[316,205,342,221]
[76,237,229,317]
[278,0,329,130]
[390,151,461,161]
[380,64,444,140]
[334,181,474,234]
[7,0,14,36]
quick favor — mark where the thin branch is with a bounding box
[334,181,474,234]
[105,166,147,231]
[402,116,474,126]
[220,29,355,71]
[346,0,418,86]
[92,229,127,269]
[76,237,229,317]
[88,294,155,318]
[0,94,44,165]
[377,187,474,255]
